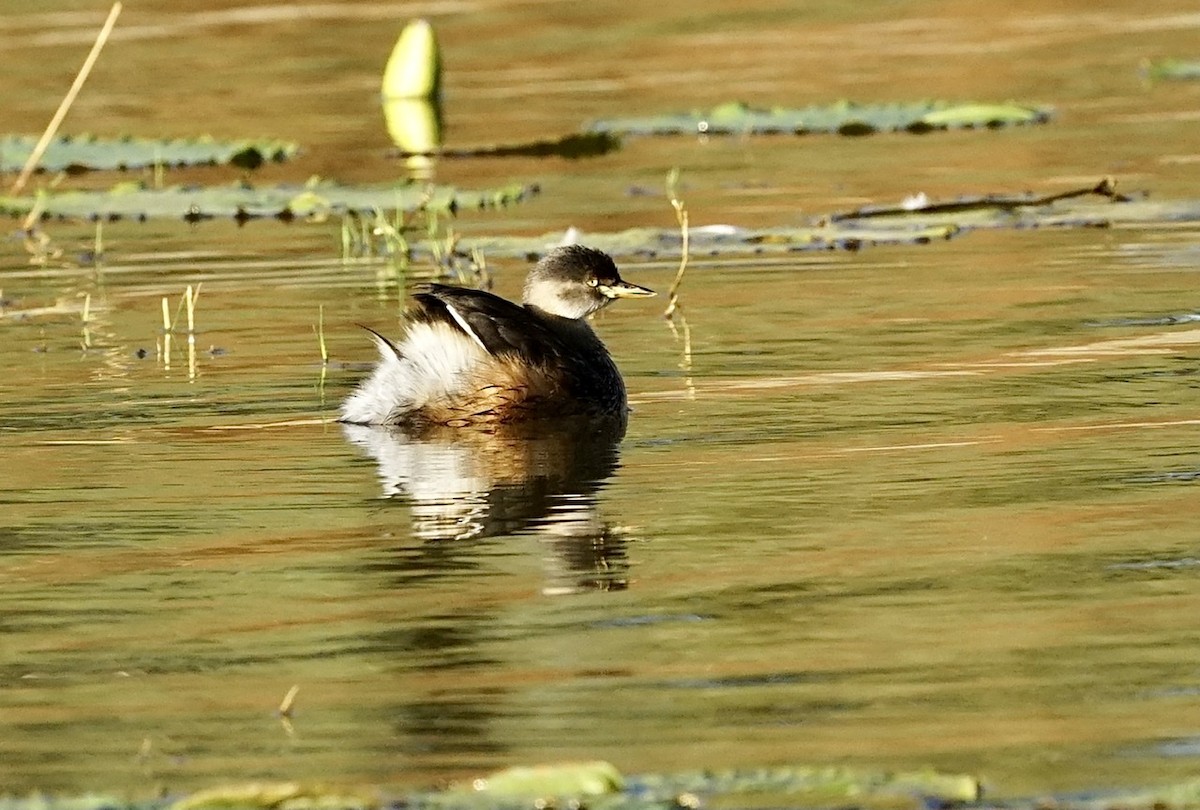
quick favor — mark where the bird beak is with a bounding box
[599,279,656,299]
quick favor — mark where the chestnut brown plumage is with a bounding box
[340,245,654,428]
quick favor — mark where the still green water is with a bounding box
[3,0,1200,798]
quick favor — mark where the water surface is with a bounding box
[3,0,1200,798]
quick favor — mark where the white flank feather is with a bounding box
[339,323,485,424]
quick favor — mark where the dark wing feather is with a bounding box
[356,324,403,359]
[411,284,561,364]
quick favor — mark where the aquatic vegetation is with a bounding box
[9,175,1199,261]
[0,179,538,222]
[457,761,625,799]
[828,176,1131,225]
[434,221,960,260]
[386,178,1200,260]
[587,99,1052,137]
[0,134,300,174]
[1143,58,1200,80]
[7,2,122,194]
[382,19,441,100]
[168,782,377,810]
[17,769,1200,810]
[388,99,1050,163]
[662,167,691,319]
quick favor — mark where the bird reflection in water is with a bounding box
[342,417,631,594]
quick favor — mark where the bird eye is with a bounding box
[586,277,599,287]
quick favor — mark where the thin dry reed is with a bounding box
[11,2,123,209]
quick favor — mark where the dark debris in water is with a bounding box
[393,131,621,160]
[1123,468,1200,485]
[1107,555,1200,570]
[1086,312,1200,328]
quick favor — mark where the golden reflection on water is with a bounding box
[4,0,1200,799]
[342,420,631,594]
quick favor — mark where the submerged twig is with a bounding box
[11,2,123,201]
[830,176,1131,222]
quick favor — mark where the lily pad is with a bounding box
[456,762,624,799]
[0,179,538,222]
[587,100,1052,137]
[0,134,299,174]
[169,783,377,810]
[1143,58,1200,80]
[631,765,981,804]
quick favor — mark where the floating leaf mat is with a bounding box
[587,100,1051,136]
[12,766,1200,810]
[0,180,538,222]
[0,134,299,173]
[6,178,1193,258]
[430,179,1199,260]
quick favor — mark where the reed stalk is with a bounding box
[11,3,123,203]
[278,684,300,717]
[160,295,171,370]
[663,168,690,319]
[316,304,329,364]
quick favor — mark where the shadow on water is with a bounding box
[342,417,631,595]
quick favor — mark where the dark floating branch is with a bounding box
[829,177,1134,222]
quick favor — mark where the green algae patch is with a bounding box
[0,135,299,174]
[0,179,538,222]
[587,100,1052,137]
